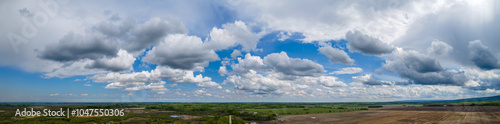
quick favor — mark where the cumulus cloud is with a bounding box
[226,70,291,94]
[353,74,408,86]
[231,53,268,74]
[39,16,187,62]
[318,45,354,65]
[85,49,135,72]
[468,40,500,70]
[346,31,395,55]
[330,67,363,75]
[223,52,347,95]
[91,16,188,52]
[297,76,347,87]
[393,1,500,70]
[111,81,168,94]
[119,17,188,52]
[218,66,228,76]
[227,0,444,42]
[38,32,118,62]
[264,52,324,76]
[461,67,500,89]
[427,40,453,56]
[230,50,242,58]
[384,48,468,86]
[205,21,260,52]
[143,34,219,70]
[91,66,221,90]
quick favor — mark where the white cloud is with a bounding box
[427,40,453,56]
[297,76,347,87]
[223,52,346,95]
[264,51,325,76]
[346,30,395,55]
[205,21,261,52]
[43,59,109,78]
[352,74,404,86]
[230,50,242,58]
[143,34,219,70]
[318,45,354,65]
[330,67,363,75]
[218,66,228,76]
[121,81,168,94]
[226,70,292,94]
[227,0,450,42]
[91,66,221,93]
[85,49,136,72]
[231,53,268,74]
[121,17,188,52]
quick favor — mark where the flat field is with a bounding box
[245,108,360,115]
[268,106,500,124]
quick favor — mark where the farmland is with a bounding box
[245,107,361,115]
[271,106,500,124]
[0,103,373,123]
[0,102,499,123]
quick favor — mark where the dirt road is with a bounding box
[266,106,500,124]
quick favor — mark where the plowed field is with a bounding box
[265,106,500,124]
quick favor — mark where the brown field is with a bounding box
[265,106,500,124]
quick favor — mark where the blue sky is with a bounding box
[1,0,500,102]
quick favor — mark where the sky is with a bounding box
[1,0,500,102]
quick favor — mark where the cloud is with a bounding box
[318,45,354,65]
[230,50,242,58]
[297,76,347,87]
[231,53,268,74]
[205,21,260,52]
[42,59,109,78]
[428,40,453,56]
[393,1,500,69]
[119,17,188,52]
[346,30,395,55]
[226,70,291,94]
[352,74,408,85]
[264,51,324,76]
[227,0,445,42]
[330,67,363,75]
[218,66,228,76]
[38,32,118,62]
[383,48,468,86]
[468,40,499,70]
[85,49,135,72]
[143,34,219,70]
[114,81,168,94]
[91,66,220,89]
[91,16,188,52]
[461,67,500,89]
[223,52,346,95]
